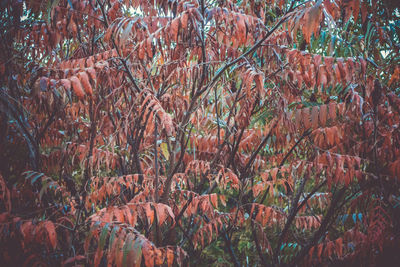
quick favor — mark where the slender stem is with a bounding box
[154,117,159,202]
[221,224,241,267]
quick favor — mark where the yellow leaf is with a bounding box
[160,143,169,160]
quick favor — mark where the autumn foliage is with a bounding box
[0,0,400,266]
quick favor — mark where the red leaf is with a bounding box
[170,18,180,42]
[319,104,327,127]
[302,108,311,129]
[62,255,85,266]
[311,106,319,129]
[60,79,71,90]
[328,102,336,121]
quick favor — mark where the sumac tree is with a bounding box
[0,0,400,266]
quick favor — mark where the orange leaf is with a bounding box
[270,168,278,181]
[43,221,57,250]
[254,73,264,96]
[317,243,323,261]
[86,67,97,84]
[20,221,34,246]
[167,248,174,267]
[60,78,71,90]
[144,203,154,226]
[309,246,315,260]
[77,72,93,96]
[388,66,400,86]
[69,76,85,99]
[210,194,218,209]
[154,204,168,226]
[335,237,343,258]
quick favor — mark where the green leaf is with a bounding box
[122,234,133,267]
[108,226,120,252]
[39,180,48,200]
[46,0,61,24]
[131,238,142,267]
[99,223,110,252]
[30,173,44,185]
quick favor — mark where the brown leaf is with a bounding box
[304,1,323,43]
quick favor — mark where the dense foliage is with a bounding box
[1,0,400,266]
